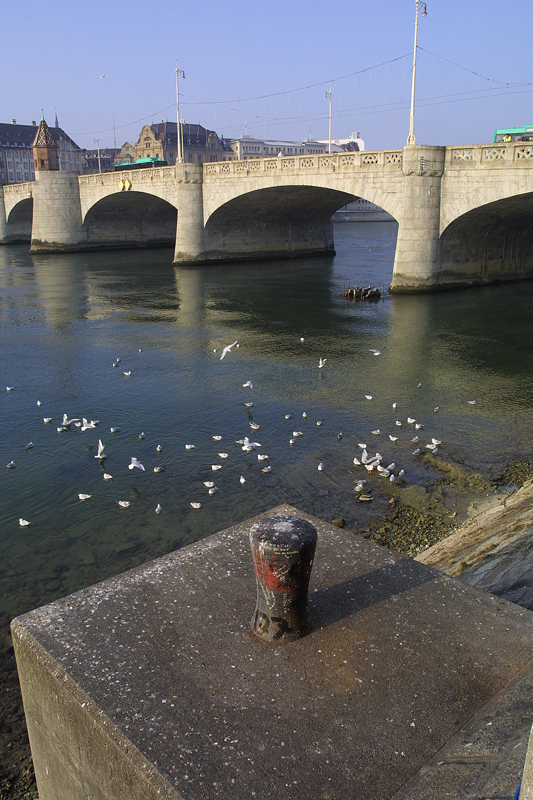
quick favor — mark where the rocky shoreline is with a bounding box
[3,455,533,800]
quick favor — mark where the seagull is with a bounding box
[302,412,307,418]
[62,413,79,427]
[43,417,52,424]
[190,502,202,509]
[6,386,14,392]
[243,381,253,388]
[317,462,324,471]
[407,417,416,424]
[398,469,405,478]
[396,421,402,427]
[154,466,165,473]
[37,400,41,406]
[116,358,121,363]
[411,436,419,443]
[19,518,30,527]
[73,421,82,428]
[415,423,424,430]
[213,435,222,441]
[244,402,254,408]
[212,464,222,471]
[249,422,260,431]
[358,443,367,449]
[218,453,228,459]
[285,413,293,420]
[369,349,382,356]
[103,473,113,480]
[316,419,324,426]
[241,437,261,450]
[208,487,218,495]
[78,493,91,501]
[468,400,476,405]
[81,418,96,431]
[257,454,269,461]
[110,427,119,434]
[300,337,305,342]
[220,340,238,360]
[365,464,375,472]
[123,371,131,377]
[353,457,361,465]
[139,348,142,353]
[261,465,272,473]
[128,457,145,471]
[318,358,327,368]
[156,444,162,453]
[240,475,246,484]
[117,500,130,508]
[392,402,398,410]
[379,469,390,478]
[100,74,107,78]
[292,431,303,437]
[372,429,380,435]
[417,382,422,388]
[25,442,33,449]
[95,440,107,460]
[390,474,396,483]
[90,420,99,426]
[412,448,421,455]
[204,481,215,488]
[139,432,145,440]
[56,426,67,433]
[365,395,372,401]
[433,407,439,413]
[155,504,162,514]
[6,461,16,469]
[289,439,296,445]
[185,444,195,450]
[387,462,396,471]
[338,432,343,440]
[389,435,398,442]
[432,438,442,446]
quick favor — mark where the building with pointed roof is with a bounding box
[0,116,82,185]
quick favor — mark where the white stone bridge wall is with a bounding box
[1,142,531,292]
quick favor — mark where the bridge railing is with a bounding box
[203,150,403,177]
[3,182,34,196]
[78,166,176,187]
[447,142,533,166]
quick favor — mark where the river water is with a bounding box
[2,221,533,790]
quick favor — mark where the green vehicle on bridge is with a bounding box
[493,126,533,143]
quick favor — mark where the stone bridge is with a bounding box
[0,142,531,292]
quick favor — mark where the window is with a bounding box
[40,159,44,167]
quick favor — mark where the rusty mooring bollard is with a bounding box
[249,515,317,642]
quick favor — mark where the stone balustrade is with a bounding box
[204,150,404,177]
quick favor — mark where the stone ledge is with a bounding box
[12,504,533,800]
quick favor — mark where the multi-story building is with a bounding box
[228,136,328,159]
[113,122,233,168]
[0,116,82,185]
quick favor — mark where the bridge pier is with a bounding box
[173,164,207,262]
[30,171,86,253]
[389,145,445,293]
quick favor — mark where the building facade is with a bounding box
[112,122,233,169]
[0,117,82,185]
[228,136,329,160]
[81,148,120,174]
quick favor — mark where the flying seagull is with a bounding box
[128,457,145,471]
[220,340,238,360]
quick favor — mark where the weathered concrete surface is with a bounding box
[417,478,533,606]
[0,183,33,243]
[11,504,533,800]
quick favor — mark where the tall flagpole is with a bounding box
[407,1,427,145]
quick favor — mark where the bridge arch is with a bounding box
[439,192,533,284]
[83,192,177,249]
[6,197,33,242]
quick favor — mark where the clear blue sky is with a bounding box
[2,0,531,151]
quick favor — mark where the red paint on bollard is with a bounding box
[249,515,317,642]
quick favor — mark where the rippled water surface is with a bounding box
[2,221,533,634]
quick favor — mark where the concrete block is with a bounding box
[12,504,533,800]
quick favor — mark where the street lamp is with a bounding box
[93,138,101,174]
[325,85,332,153]
[175,62,186,163]
[407,0,427,146]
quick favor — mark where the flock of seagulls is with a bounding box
[6,339,479,530]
